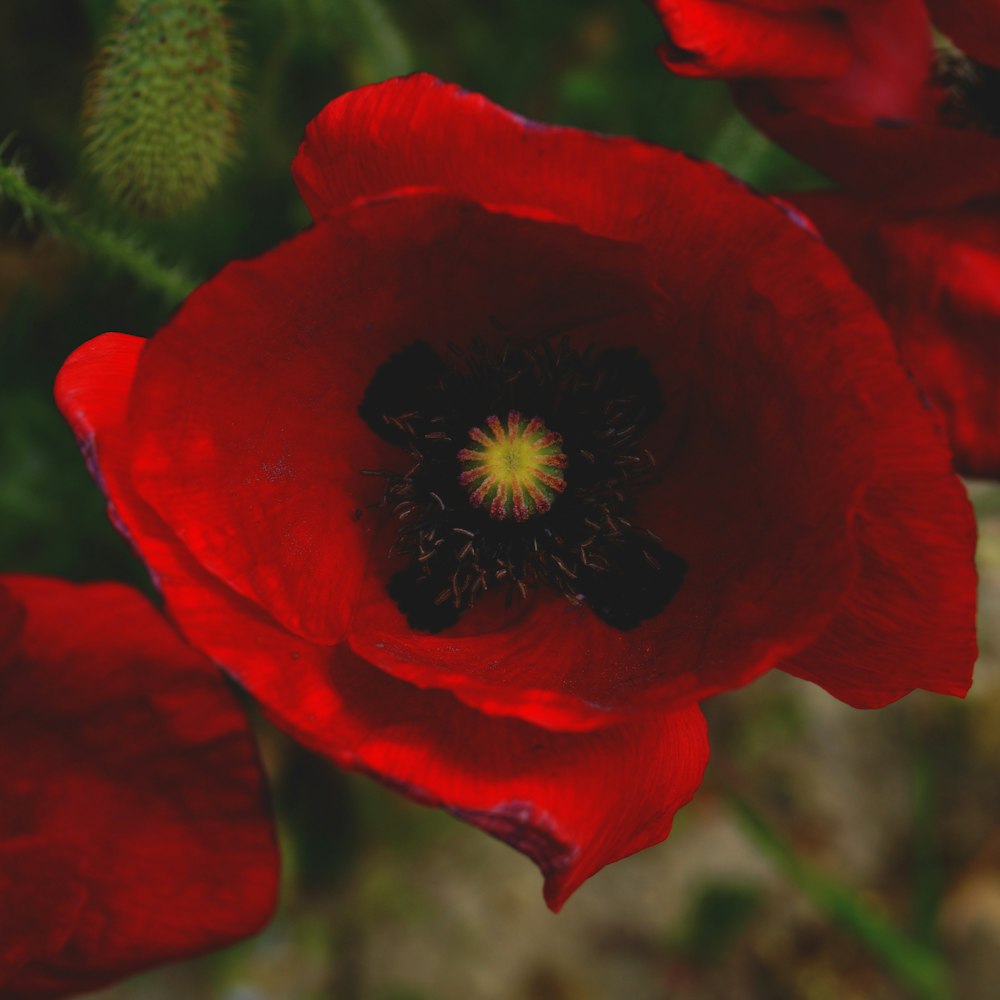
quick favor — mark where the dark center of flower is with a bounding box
[358,338,686,634]
[458,412,567,521]
[935,49,1000,136]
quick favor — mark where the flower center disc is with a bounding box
[458,411,568,521]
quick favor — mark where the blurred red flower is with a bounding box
[0,577,278,999]
[56,75,975,909]
[649,0,937,125]
[650,0,1000,476]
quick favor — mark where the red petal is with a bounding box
[647,0,936,124]
[323,649,709,912]
[927,0,1000,69]
[124,224,399,647]
[270,641,710,912]
[0,582,22,655]
[0,577,278,999]
[783,471,977,705]
[645,0,1000,210]
[736,93,1000,212]
[793,192,1000,478]
[650,0,854,81]
[777,197,980,698]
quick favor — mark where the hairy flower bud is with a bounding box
[83,0,240,216]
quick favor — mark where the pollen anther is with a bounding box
[458,411,568,521]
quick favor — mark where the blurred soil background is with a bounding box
[1,1,997,997]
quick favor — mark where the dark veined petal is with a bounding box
[0,577,278,999]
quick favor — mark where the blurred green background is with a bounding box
[2,2,998,998]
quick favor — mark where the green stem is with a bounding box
[909,725,943,948]
[727,791,952,1000]
[0,161,196,306]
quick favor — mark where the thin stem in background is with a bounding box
[727,790,952,1000]
[0,158,196,307]
[909,722,945,949]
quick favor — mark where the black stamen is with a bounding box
[358,341,448,446]
[358,338,685,633]
[575,536,687,632]
[936,50,1000,136]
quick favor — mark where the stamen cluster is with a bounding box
[358,338,686,633]
[936,50,1000,135]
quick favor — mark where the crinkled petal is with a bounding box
[328,647,709,912]
[0,577,278,999]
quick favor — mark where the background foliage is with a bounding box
[2,2,998,998]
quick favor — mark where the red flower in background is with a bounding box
[784,192,1000,477]
[650,0,1000,477]
[0,577,278,999]
[649,0,937,125]
[56,75,975,909]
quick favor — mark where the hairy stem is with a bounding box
[0,160,196,306]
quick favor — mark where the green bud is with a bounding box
[84,0,240,216]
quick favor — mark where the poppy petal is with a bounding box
[737,93,1000,212]
[645,0,935,124]
[649,0,854,81]
[0,577,278,999]
[791,191,1000,479]
[783,470,977,705]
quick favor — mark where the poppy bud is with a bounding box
[83,0,240,216]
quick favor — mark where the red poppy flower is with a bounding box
[55,75,976,909]
[0,577,278,999]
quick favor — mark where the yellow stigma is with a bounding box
[458,411,568,521]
